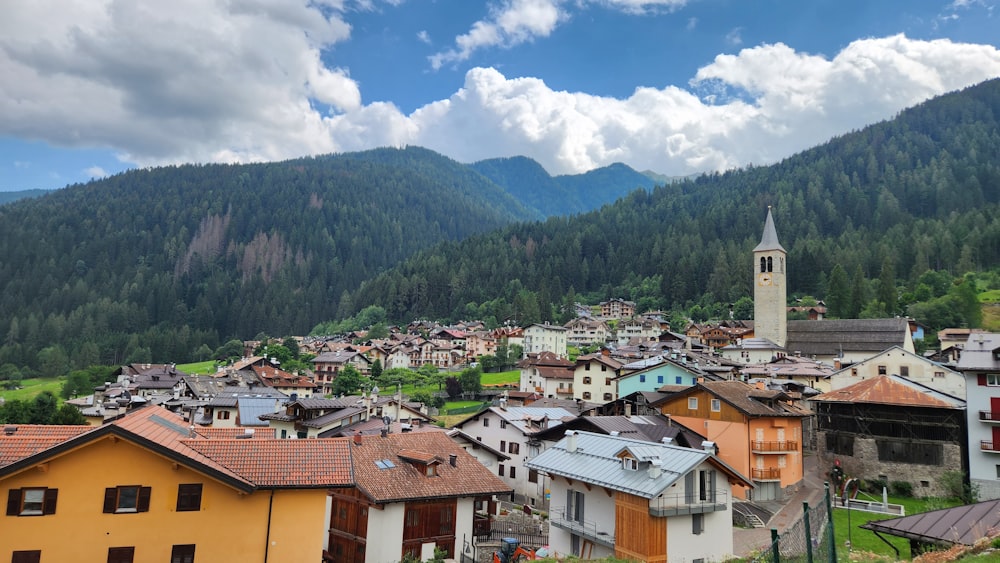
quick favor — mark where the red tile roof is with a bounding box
[350,432,511,504]
[0,426,95,467]
[192,427,277,439]
[184,439,352,488]
[812,375,964,408]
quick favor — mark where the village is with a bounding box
[2,211,999,563]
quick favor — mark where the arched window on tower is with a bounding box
[760,257,767,273]
[766,257,773,272]
[780,257,784,273]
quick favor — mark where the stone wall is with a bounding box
[817,431,963,498]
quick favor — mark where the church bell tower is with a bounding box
[753,207,787,347]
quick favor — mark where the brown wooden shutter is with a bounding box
[980,374,988,386]
[137,486,151,512]
[43,488,58,515]
[103,488,117,513]
[6,488,20,515]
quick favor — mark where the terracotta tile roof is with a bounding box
[660,381,809,417]
[192,427,277,439]
[350,432,511,503]
[396,449,439,464]
[811,375,965,408]
[0,426,96,467]
[184,439,353,488]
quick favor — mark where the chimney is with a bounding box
[353,431,362,446]
[610,431,620,437]
[566,430,578,453]
[661,436,673,446]
[701,440,716,453]
[380,428,387,438]
[624,402,632,417]
[449,454,457,467]
[648,459,662,479]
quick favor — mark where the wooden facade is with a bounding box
[327,488,371,563]
[614,492,667,563]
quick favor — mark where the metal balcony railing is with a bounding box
[548,505,615,548]
[751,440,798,453]
[752,467,782,481]
[648,491,728,517]
[981,440,999,452]
[980,411,999,422]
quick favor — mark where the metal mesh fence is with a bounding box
[751,484,836,563]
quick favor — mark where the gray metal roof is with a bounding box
[237,397,280,427]
[861,499,1000,547]
[785,318,909,357]
[753,208,785,253]
[526,431,710,498]
[956,332,1000,370]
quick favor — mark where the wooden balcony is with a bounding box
[751,440,798,453]
[980,411,1000,424]
[981,441,1000,452]
[752,467,782,481]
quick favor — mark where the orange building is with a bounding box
[1,405,352,562]
[655,381,810,501]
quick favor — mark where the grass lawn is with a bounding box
[0,377,65,403]
[833,495,964,561]
[481,370,519,386]
[176,360,217,375]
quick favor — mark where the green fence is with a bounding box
[753,483,837,563]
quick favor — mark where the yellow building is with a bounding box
[1,405,352,563]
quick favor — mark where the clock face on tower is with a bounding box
[758,273,772,286]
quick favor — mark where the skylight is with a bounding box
[374,459,396,470]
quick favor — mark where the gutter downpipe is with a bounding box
[264,489,275,563]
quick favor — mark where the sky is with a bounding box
[2,1,1000,191]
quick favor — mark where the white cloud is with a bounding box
[417,30,431,44]
[85,166,108,179]
[1,1,999,183]
[686,17,698,30]
[726,27,743,46]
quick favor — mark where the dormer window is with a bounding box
[623,457,638,471]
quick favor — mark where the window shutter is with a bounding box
[980,374,988,386]
[684,472,695,504]
[7,488,20,515]
[708,471,716,503]
[103,488,117,513]
[43,488,58,515]
[137,487,152,512]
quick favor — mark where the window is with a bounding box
[639,375,646,383]
[688,397,698,410]
[500,420,507,429]
[500,440,506,452]
[483,418,489,427]
[675,376,682,384]
[934,371,945,378]
[711,399,721,412]
[509,466,516,479]
[877,365,887,375]
[623,457,638,471]
[987,374,1000,386]
[583,376,591,384]
[498,465,505,477]
[692,513,704,535]
[107,547,135,563]
[528,469,538,483]
[605,378,612,386]
[995,465,1000,479]
[582,392,591,400]
[216,410,230,420]
[176,484,202,512]
[509,442,520,455]
[603,393,612,401]
[900,366,909,377]
[103,486,151,514]
[7,488,57,516]
[170,545,196,563]
[11,551,41,563]
[585,364,591,371]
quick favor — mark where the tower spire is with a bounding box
[754,206,785,253]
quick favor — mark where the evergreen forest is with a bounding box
[1,78,999,376]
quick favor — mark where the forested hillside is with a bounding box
[0,150,538,369]
[348,78,1000,325]
[471,157,657,217]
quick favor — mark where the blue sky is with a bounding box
[2,0,999,191]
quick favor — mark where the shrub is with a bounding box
[939,470,979,504]
[890,480,913,498]
[862,478,887,494]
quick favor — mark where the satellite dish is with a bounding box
[382,415,392,426]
